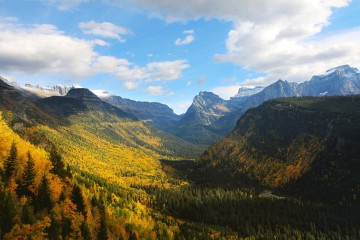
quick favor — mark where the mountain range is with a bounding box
[4,64,360,150]
[174,64,360,147]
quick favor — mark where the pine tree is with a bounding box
[81,222,92,240]
[34,175,53,212]
[4,141,17,181]
[71,184,86,216]
[18,151,36,198]
[22,203,35,224]
[97,215,108,240]
[49,145,66,178]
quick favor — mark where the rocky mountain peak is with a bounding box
[193,91,223,105]
[325,64,359,75]
[66,88,101,101]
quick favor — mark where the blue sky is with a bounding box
[0,0,359,113]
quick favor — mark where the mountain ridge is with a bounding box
[193,95,360,204]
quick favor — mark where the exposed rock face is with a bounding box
[232,86,264,98]
[300,65,360,96]
[243,80,302,109]
[180,91,236,126]
[23,83,74,97]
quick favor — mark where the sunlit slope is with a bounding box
[7,89,196,188]
[0,113,52,186]
[0,82,198,188]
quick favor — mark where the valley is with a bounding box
[0,65,360,239]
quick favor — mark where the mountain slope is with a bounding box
[99,93,180,131]
[194,95,360,204]
[0,79,202,187]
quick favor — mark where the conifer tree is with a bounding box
[34,175,53,212]
[49,145,66,178]
[22,203,35,224]
[4,141,17,181]
[18,151,36,198]
[71,184,86,216]
[97,215,108,240]
[81,222,92,240]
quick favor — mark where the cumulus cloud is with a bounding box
[0,21,98,77]
[146,85,164,95]
[113,0,360,85]
[79,21,131,42]
[175,35,194,45]
[124,81,139,89]
[175,29,195,46]
[0,19,189,89]
[145,60,189,80]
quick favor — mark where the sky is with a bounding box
[0,0,359,114]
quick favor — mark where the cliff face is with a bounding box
[180,91,236,126]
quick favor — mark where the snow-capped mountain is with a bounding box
[232,86,264,98]
[300,65,360,96]
[20,83,75,97]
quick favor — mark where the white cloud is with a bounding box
[0,21,98,77]
[186,81,192,86]
[79,20,131,42]
[43,0,90,11]
[175,29,195,46]
[211,85,241,100]
[145,60,189,81]
[175,35,194,46]
[183,29,194,34]
[114,0,360,85]
[0,20,189,90]
[124,81,139,89]
[146,85,164,95]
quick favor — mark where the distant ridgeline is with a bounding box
[172,65,360,148]
[5,65,360,150]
